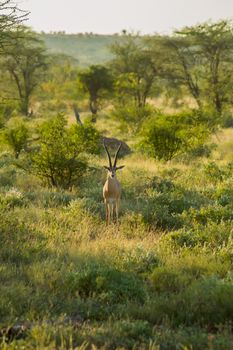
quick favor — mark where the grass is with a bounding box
[0,125,232,349]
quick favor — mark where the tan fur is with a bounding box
[103,141,124,225]
[103,173,122,225]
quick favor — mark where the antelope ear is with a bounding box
[116,165,125,170]
[104,166,110,170]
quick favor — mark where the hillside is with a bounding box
[40,33,121,66]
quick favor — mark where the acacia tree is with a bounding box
[111,35,159,108]
[178,20,233,116]
[0,0,28,51]
[3,27,48,115]
[78,65,113,118]
[157,35,203,109]
[160,20,233,116]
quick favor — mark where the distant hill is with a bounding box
[40,33,122,67]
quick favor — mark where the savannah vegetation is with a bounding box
[0,1,233,348]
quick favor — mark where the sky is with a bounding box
[20,0,233,35]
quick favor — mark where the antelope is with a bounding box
[103,141,125,225]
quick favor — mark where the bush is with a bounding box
[164,221,233,249]
[179,277,233,326]
[204,161,233,183]
[0,187,26,208]
[182,205,233,226]
[0,100,19,121]
[139,111,210,161]
[3,118,29,158]
[111,103,154,134]
[188,143,216,158]
[221,112,233,128]
[65,264,146,304]
[151,267,188,293]
[70,120,101,154]
[29,114,87,188]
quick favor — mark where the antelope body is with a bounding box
[103,141,124,225]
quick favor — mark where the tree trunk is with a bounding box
[20,95,29,116]
[90,100,98,122]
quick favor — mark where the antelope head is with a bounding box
[103,141,125,179]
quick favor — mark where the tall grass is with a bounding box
[0,129,232,349]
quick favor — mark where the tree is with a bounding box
[78,65,113,118]
[178,20,233,116]
[157,35,203,109]
[0,0,28,52]
[3,27,48,115]
[161,20,233,117]
[111,35,159,108]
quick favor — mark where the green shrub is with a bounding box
[164,221,233,249]
[188,143,216,158]
[112,102,154,133]
[182,205,233,226]
[25,189,76,208]
[204,162,225,182]
[214,185,233,206]
[151,325,233,350]
[139,122,183,161]
[0,100,19,121]
[151,267,188,293]
[114,246,160,274]
[65,264,146,304]
[221,112,233,128]
[179,277,233,326]
[0,187,26,208]
[204,161,233,183]
[140,277,233,328]
[29,114,87,188]
[137,180,205,230]
[139,111,210,161]
[70,120,101,154]
[3,118,29,158]
[120,212,148,238]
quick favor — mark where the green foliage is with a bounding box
[158,20,233,117]
[111,102,154,133]
[140,122,183,161]
[151,267,187,293]
[221,112,233,128]
[188,143,216,158]
[204,161,233,183]
[182,204,233,226]
[2,26,48,116]
[0,187,25,208]
[78,65,113,115]
[111,35,159,108]
[70,121,101,154]
[3,118,29,158]
[139,111,210,160]
[178,277,233,326]
[163,221,233,249]
[0,100,19,122]
[66,264,146,304]
[30,114,87,188]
